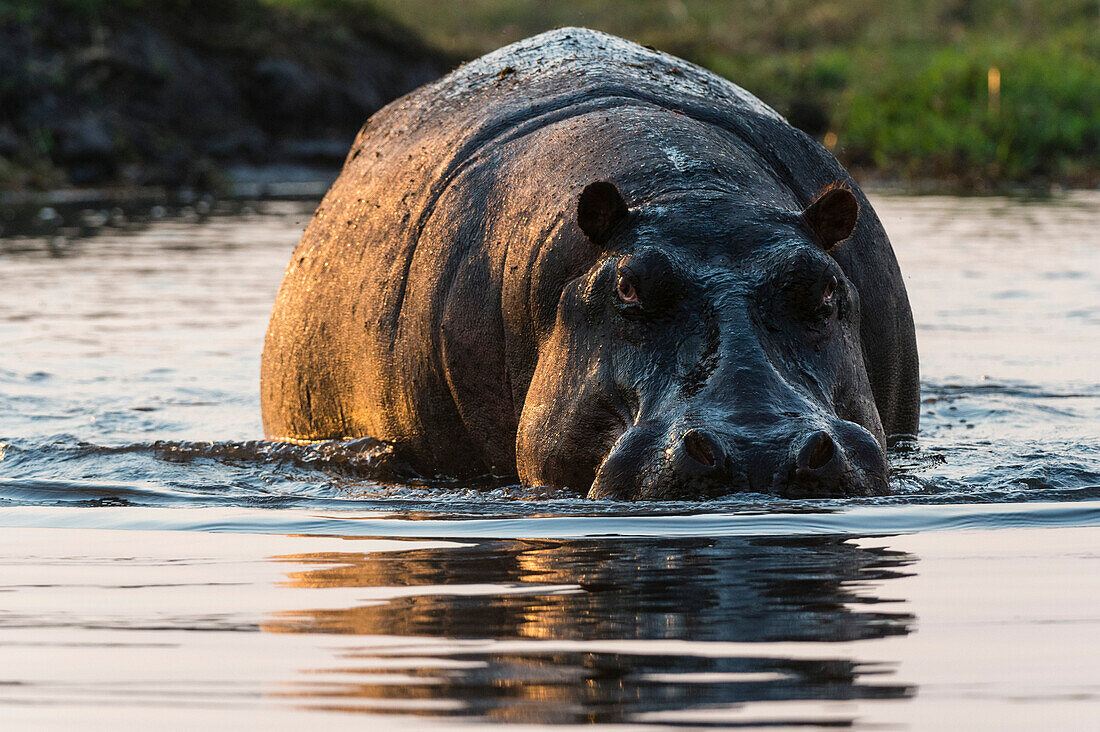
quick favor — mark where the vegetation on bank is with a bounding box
[364,0,1099,190]
[1,0,1096,191]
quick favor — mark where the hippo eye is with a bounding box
[616,273,639,304]
[822,276,838,305]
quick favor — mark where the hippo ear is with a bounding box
[577,181,629,246]
[801,185,859,251]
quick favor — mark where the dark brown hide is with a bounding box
[261,28,919,494]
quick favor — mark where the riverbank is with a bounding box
[0,0,449,192]
[371,0,1099,192]
[2,1,1095,194]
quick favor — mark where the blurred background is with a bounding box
[1,0,1097,194]
[0,10,1097,724]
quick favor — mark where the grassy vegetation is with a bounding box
[3,0,1095,190]
[359,0,1100,189]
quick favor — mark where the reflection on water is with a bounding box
[264,537,914,722]
[1,193,1098,728]
[3,525,1093,728]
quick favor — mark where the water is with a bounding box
[0,193,1098,728]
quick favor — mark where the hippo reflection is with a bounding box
[264,537,915,723]
[261,29,919,498]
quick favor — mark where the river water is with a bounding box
[0,193,1097,729]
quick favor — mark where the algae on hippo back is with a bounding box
[260,27,919,499]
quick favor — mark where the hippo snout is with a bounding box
[787,430,844,497]
[588,420,889,500]
[781,426,888,498]
[677,429,724,472]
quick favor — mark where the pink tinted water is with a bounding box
[0,192,1097,728]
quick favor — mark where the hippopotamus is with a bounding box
[261,28,919,499]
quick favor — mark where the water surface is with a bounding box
[0,193,1097,728]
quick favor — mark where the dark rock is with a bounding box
[0,0,451,190]
[57,114,117,184]
[0,126,18,156]
[58,115,114,162]
[250,58,325,123]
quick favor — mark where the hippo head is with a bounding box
[516,181,890,499]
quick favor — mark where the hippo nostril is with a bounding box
[682,429,718,468]
[799,431,835,471]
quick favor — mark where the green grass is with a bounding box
[4,0,1095,189]
[357,0,1100,189]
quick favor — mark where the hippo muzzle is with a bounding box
[588,417,890,500]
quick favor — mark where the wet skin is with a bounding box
[260,28,919,499]
[519,190,890,498]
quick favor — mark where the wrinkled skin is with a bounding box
[519,193,889,498]
[261,28,919,499]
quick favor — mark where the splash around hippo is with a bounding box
[261,28,919,499]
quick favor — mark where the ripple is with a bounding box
[0,501,1097,538]
[0,429,1097,516]
[1,198,1097,532]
